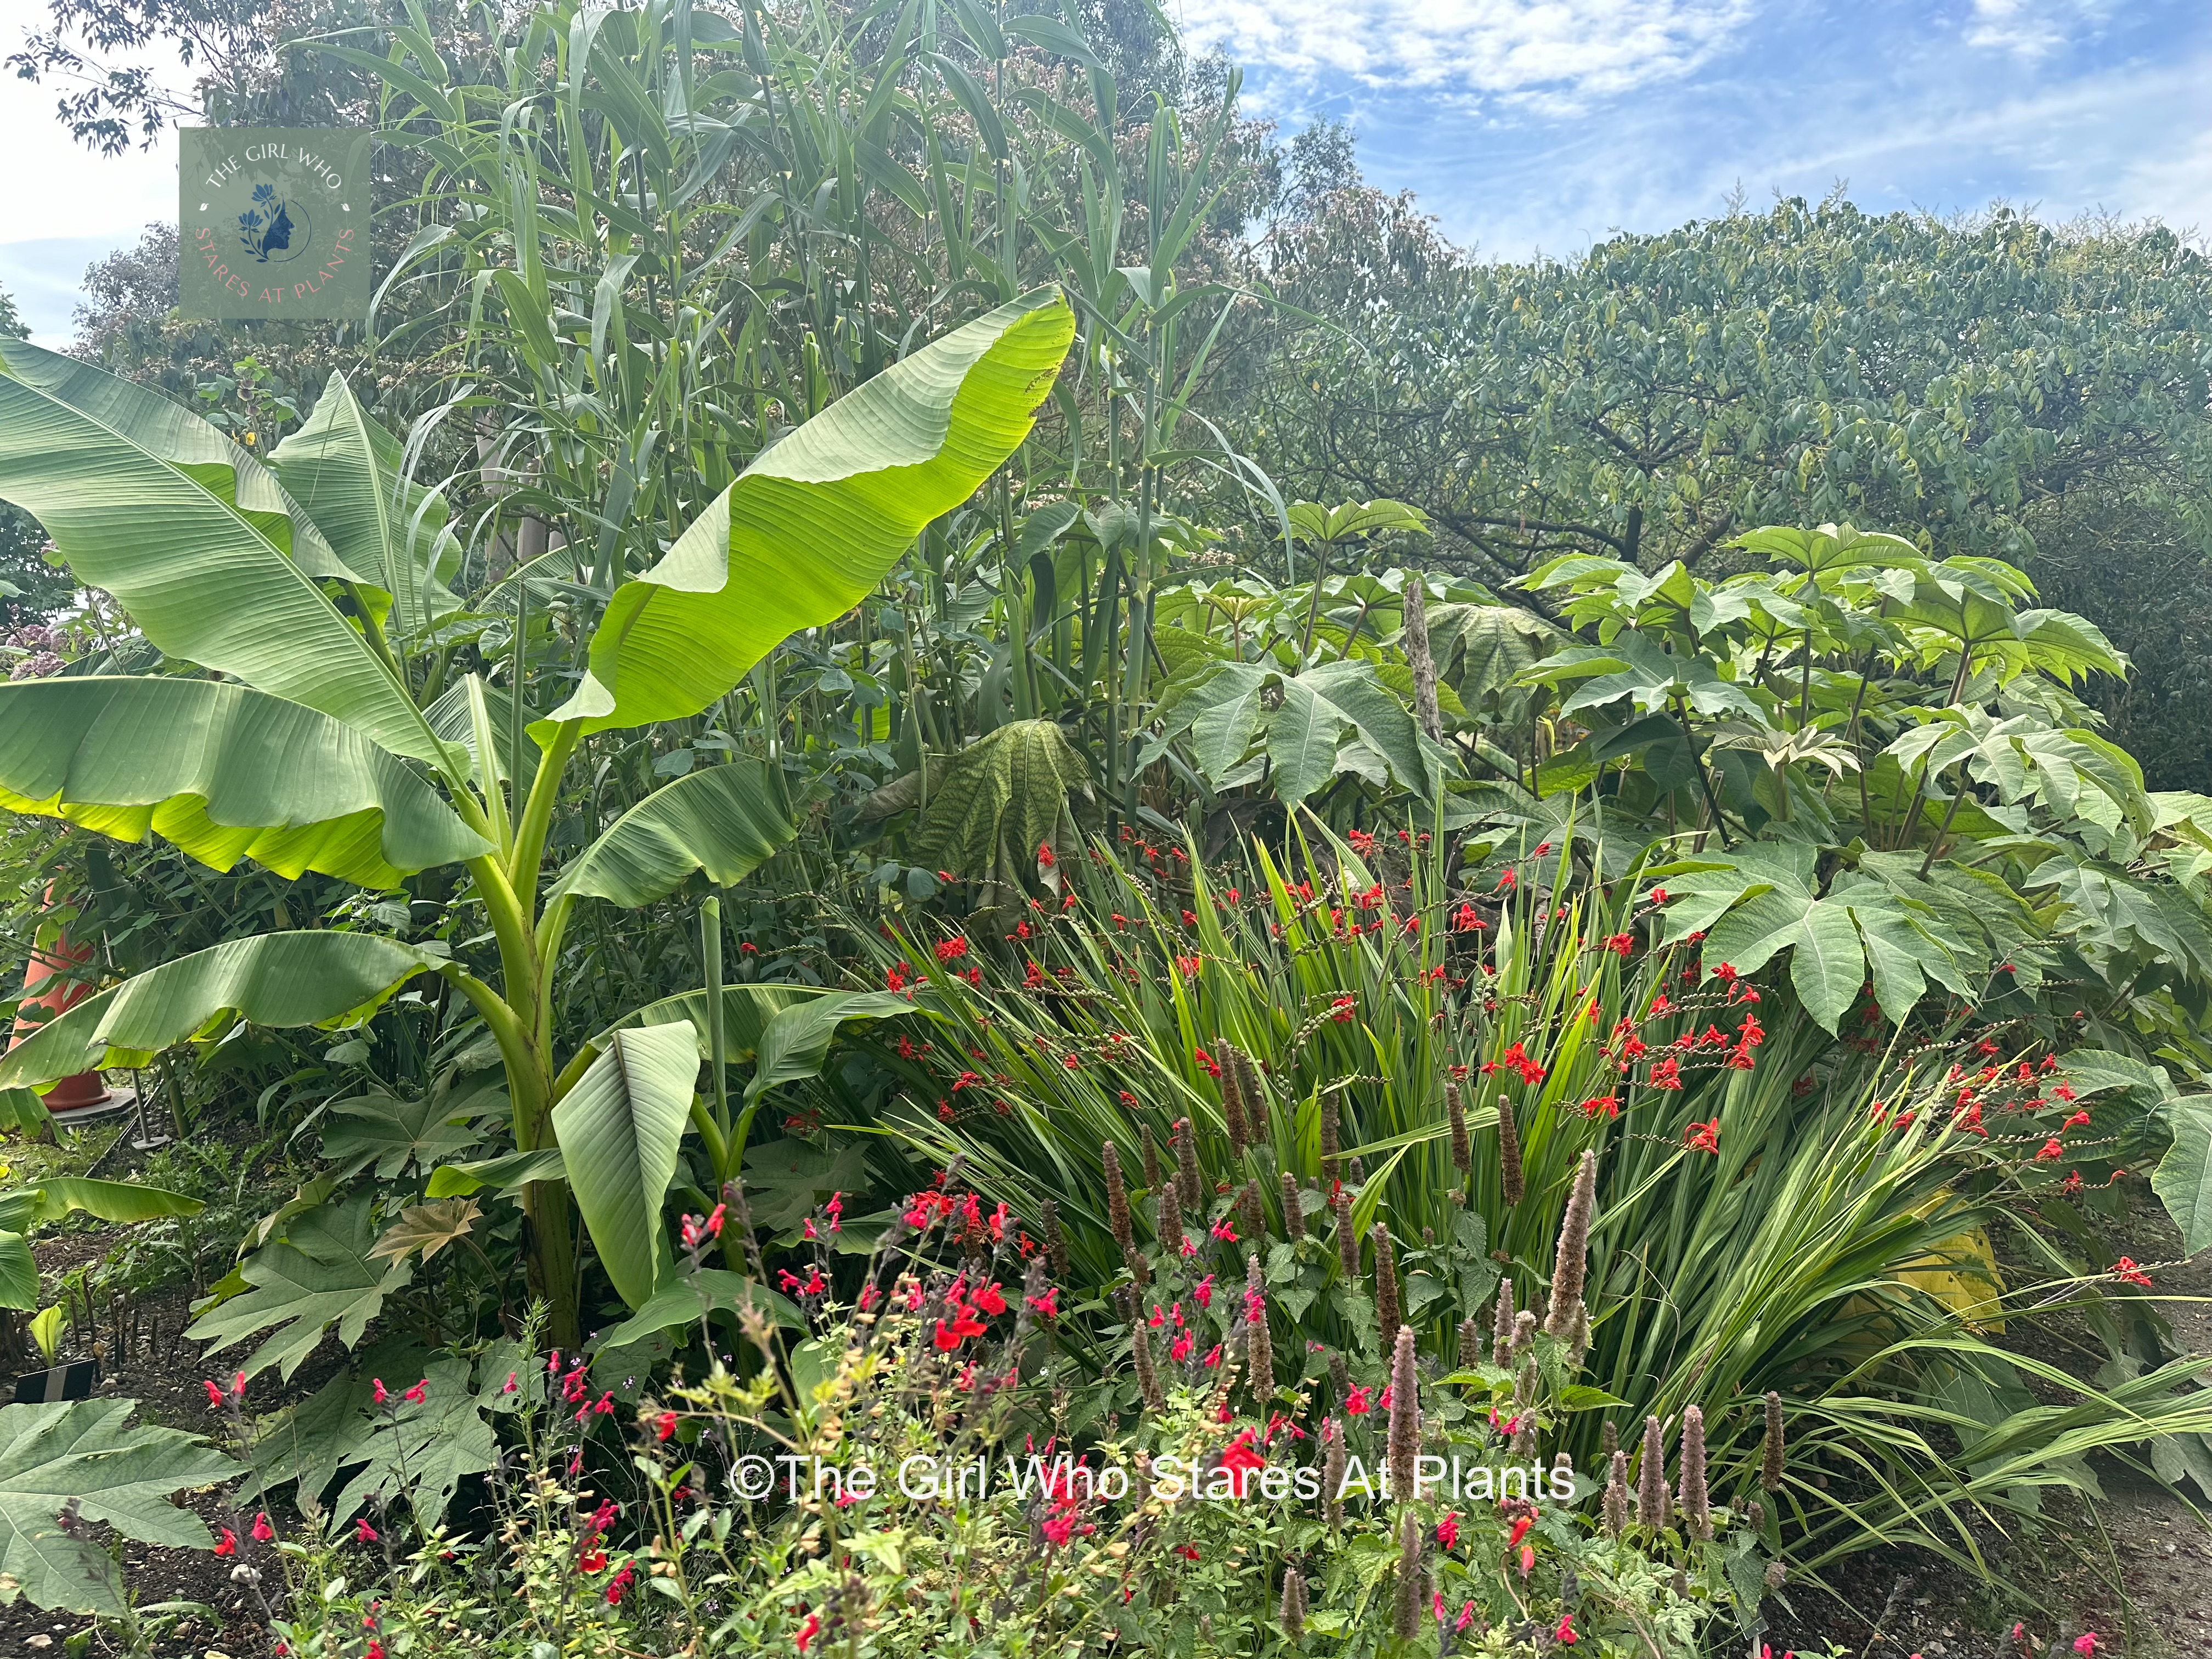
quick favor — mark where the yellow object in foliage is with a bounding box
[1897,1223,2007,1334]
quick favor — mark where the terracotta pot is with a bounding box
[7,890,109,1112]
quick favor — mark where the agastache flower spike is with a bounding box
[1324,1417,1348,1528]
[1543,1150,1598,1357]
[1280,1170,1306,1239]
[1762,1390,1786,1491]
[1447,1081,1471,1174]
[1174,1118,1204,1211]
[1387,1325,1421,1504]
[1392,1510,1424,1639]
[1678,1404,1712,1541]
[1497,1092,1525,1205]
[1335,1190,1359,1282]
[1372,1224,1403,1355]
[1604,1449,1630,1536]
[1279,1565,1307,1638]
[1492,1275,1517,1368]
[1103,1142,1147,1289]
[1244,1254,1273,1393]
[1637,1415,1671,1530]
[1220,1050,1251,1154]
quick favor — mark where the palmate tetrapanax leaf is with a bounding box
[0,933,435,1091]
[369,1198,483,1265]
[245,1337,495,1527]
[320,1082,495,1180]
[906,719,1092,892]
[549,758,796,906]
[540,290,1074,742]
[0,338,444,764]
[0,676,490,885]
[0,1398,236,1616]
[185,1193,414,1381]
[549,1024,701,1310]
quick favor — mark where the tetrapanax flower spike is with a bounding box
[1678,1403,1711,1541]
[1142,1124,1163,1193]
[1603,1449,1630,1536]
[1324,1417,1347,1528]
[1497,1093,1525,1205]
[1335,1192,1359,1283]
[1636,1415,1669,1530]
[1221,1048,1250,1154]
[1492,1276,1517,1367]
[1245,1253,1273,1394]
[1762,1390,1785,1491]
[1175,1118,1204,1211]
[1239,1178,1267,1246]
[1458,1317,1483,1369]
[1373,1224,1403,1355]
[1280,1170,1305,1239]
[1393,1510,1423,1639]
[1280,1565,1307,1638]
[1157,1161,1187,1258]
[1040,1197,1071,1281]
[1132,1317,1165,1412]
[1447,1081,1471,1173]
[1544,1150,1599,1352]
[1387,1324,1421,1504]
[1321,1094,1341,1186]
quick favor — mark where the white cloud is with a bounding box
[1173,0,1753,105]
[1962,0,2106,60]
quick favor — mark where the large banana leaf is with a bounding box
[267,372,464,646]
[541,289,1075,740]
[549,758,796,905]
[0,338,444,764]
[0,1178,202,1311]
[0,933,432,1090]
[0,677,488,885]
[549,1023,699,1309]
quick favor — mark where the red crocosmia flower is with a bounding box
[1330,995,1357,1023]
[1037,842,1055,868]
[1602,933,1633,956]
[212,1528,238,1557]
[1684,1118,1721,1154]
[2036,1138,2066,1161]
[2062,1109,2091,1130]
[2112,1258,2153,1288]
[1650,1057,1684,1091]
[1580,1095,1621,1120]
[252,1513,276,1542]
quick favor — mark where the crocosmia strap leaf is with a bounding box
[0,678,488,885]
[0,933,434,1091]
[541,289,1075,741]
[0,338,442,764]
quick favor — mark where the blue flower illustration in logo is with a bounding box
[237,181,309,264]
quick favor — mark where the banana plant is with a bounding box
[0,291,1075,1351]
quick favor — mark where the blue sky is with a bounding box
[1,0,2208,338]
[1188,0,2212,257]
